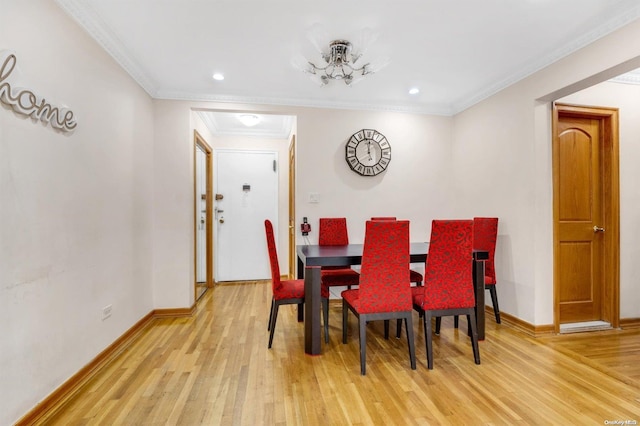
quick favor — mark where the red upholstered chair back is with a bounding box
[371,216,397,221]
[264,219,283,293]
[473,217,498,285]
[319,217,349,246]
[358,220,411,313]
[423,220,475,310]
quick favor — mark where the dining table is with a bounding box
[296,242,489,355]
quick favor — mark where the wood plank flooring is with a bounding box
[44,281,640,425]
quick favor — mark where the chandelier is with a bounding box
[294,38,388,86]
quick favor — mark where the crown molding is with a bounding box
[452,3,640,114]
[160,90,453,116]
[55,0,158,97]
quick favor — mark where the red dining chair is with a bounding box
[412,219,480,369]
[474,217,500,324]
[318,218,360,290]
[265,219,329,348]
[370,217,424,286]
[318,218,360,342]
[342,220,416,375]
[436,217,500,334]
[370,217,425,339]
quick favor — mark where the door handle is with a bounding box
[593,225,605,233]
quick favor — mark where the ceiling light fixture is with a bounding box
[238,114,260,127]
[294,39,388,86]
[212,73,224,81]
[409,87,420,95]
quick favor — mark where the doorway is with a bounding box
[552,103,620,332]
[194,131,213,300]
[288,136,296,279]
[214,149,278,282]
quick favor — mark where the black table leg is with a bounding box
[473,259,486,341]
[297,255,304,322]
[304,266,322,355]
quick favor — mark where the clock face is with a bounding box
[345,129,391,176]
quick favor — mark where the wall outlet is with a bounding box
[102,304,112,321]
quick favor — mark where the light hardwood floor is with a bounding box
[44,281,640,425]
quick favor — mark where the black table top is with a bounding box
[297,242,487,267]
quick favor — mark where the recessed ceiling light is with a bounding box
[238,114,260,127]
[409,87,420,95]
[212,73,225,81]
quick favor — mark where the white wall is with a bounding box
[452,86,542,323]
[295,108,455,244]
[559,81,640,318]
[151,101,192,309]
[5,0,640,423]
[0,1,155,424]
[452,18,640,325]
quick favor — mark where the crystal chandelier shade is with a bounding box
[293,34,389,86]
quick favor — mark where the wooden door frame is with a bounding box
[552,103,620,332]
[194,130,213,299]
[288,135,296,279]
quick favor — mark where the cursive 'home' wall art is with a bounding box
[0,50,77,132]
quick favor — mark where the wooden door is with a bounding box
[552,103,620,330]
[194,131,213,300]
[288,136,296,279]
[195,144,207,283]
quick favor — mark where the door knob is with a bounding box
[593,225,605,233]
[219,218,225,224]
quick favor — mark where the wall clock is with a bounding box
[345,129,391,176]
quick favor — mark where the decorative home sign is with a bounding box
[345,129,391,176]
[0,50,77,132]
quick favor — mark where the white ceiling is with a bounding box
[55,0,640,136]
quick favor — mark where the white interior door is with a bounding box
[214,150,278,281]
[195,144,207,282]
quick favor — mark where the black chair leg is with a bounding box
[323,298,329,343]
[384,320,390,339]
[268,299,275,331]
[405,315,416,370]
[342,300,348,344]
[488,285,501,324]
[467,311,481,365]
[297,302,304,322]
[424,312,434,369]
[359,316,367,375]
[396,318,403,338]
[268,302,280,349]
[435,315,459,334]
